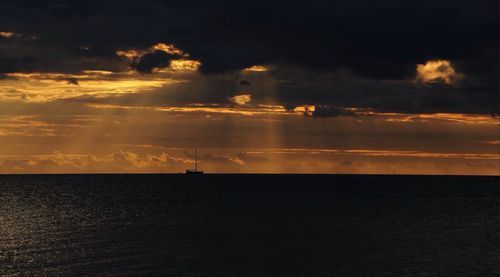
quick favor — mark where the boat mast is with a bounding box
[195,148,198,172]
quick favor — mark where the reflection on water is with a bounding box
[0,174,498,276]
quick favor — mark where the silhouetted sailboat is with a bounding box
[186,148,204,174]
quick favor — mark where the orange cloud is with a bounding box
[293,105,316,116]
[244,65,269,72]
[117,43,199,73]
[170,59,201,71]
[1,71,179,102]
[116,49,141,60]
[151,43,188,56]
[117,43,188,60]
[0,148,497,174]
[416,60,462,85]
[229,94,252,105]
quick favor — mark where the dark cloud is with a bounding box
[130,50,176,73]
[0,0,497,114]
[0,0,496,75]
[54,65,498,115]
[267,66,499,114]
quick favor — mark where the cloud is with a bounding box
[416,60,463,85]
[46,63,497,115]
[169,59,201,71]
[244,65,269,72]
[8,61,491,115]
[151,43,187,56]
[0,0,496,115]
[200,152,245,166]
[116,49,140,60]
[130,50,176,73]
[126,43,196,73]
[0,150,195,173]
[268,66,498,114]
[229,94,252,105]
[0,0,495,78]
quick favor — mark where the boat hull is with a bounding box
[185,170,204,175]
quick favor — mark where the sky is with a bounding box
[0,0,498,174]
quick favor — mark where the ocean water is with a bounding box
[0,174,498,276]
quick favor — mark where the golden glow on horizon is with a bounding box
[0,147,497,174]
[416,60,462,85]
[0,107,497,175]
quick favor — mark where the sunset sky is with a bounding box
[0,1,498,174]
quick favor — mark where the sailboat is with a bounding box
[186,148,204,174]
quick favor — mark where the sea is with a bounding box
[0,174,498,276]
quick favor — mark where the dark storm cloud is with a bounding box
[0,0,497,113]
